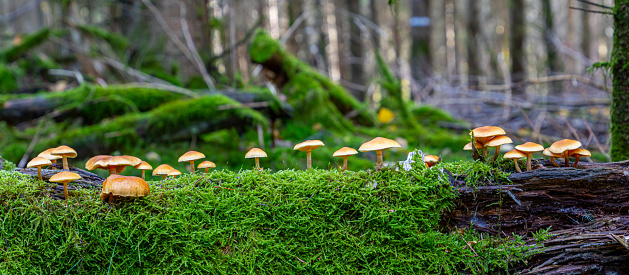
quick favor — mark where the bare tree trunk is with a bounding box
[466,0,481,88]
[346,0,365,89]
[542,0,561,73]
[611,1,629,161]
[369,0,380,49]
[509,0,526,94]
[411,0,431,85]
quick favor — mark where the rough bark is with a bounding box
[411,0,431,83]
[542,0,561,73]
[509,0,526,94]
[466,0,480,87]
[611,1,629,161]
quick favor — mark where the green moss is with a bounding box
[439,160,512,188]
[76,24,130,53]
[0,63,19,93]
[249,29,279,63]
[0,164,532,273]
[0,28,50,63]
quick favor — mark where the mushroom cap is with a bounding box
[570,148,591,157]
[515,142,544,153]
[95,156,135,168]
[463,142,484,150]
[121,155,142,166]
[197,161,216,169]
[38,148,62,161]
[86,155,112,170]
[27,157,52,168]
[51,145,77,158]
[485,135,513,147]
[134,161,153,171]
[504,149,526,160]
[101,175,150,198]
[333,147,358,157]
[423,155,440,164]
[358,137,401,152]
[49,171,81,183]
[549,139,582,155]
[153,164,174,176]
[168,169,182,176]
[245,148,267,158]
[294,140,325,152]
[472,126,506,138]
[178,151,205,162]
[543,148,563,158]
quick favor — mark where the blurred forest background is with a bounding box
[0,0,616,177]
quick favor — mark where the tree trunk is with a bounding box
[466,0,480,88]
[346,0,365,92]
[542,0,561,73]
[611,1,629,161]
[509,0,526,94]
[410,0,431,84]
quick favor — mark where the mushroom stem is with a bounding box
[526,153,532,171]
[342,156,348,171]
[482,147,487,157]
[425,162,430,169]
[549,157,559,167]
[255,157,260,170]
[376,150,384,171]
[162,175,167,180]
[37,167,42,181]
[62,157,69,170]
[564,151,570,167]
[492,146,501,162]
[141,170,145,180]
[205,168,209,173]
[109,193,115,204]
[513,159,522,173]
[63,181,68,200]
[573,155,581,167]
[108,167,118,175]
[51,160,57,169]
[306,150,312,169]
[189,161,195,173]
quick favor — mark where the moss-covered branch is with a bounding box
[0,28,51,63]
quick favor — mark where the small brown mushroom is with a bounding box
[504,150,526,173]
[134,161,153,180]
[100,174,150,203]
[178,151,205,173]
[471,126,506,156]
[484,135,513,162]
[332,147,358,171]
[542,148,562,167]
[245,148,267,170]
[168,169,182,178]
[38,148,62,169]
[27,157,52,181]
[197,161,216,173]
[423,155,441,169]
[294,140,325,169]
[153,164,175,180]
[49,171,81,200]
[51,145,77,170]
[514,142,544,171]
[358,137,401,171]
[549,139,582,167]
[569,148,591,167]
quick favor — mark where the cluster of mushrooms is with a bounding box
[464,126,591,173]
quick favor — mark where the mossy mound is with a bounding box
[0,159,532,274]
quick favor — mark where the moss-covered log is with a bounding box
[0,28,51,63]
[249,29,376,131]
[611,2,629,161]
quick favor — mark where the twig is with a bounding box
[18,120,44,168]
[460,236,480,257]
[0,0,41,24]
[139,0,193,63]
[569,6,613,15]
[176,1,215,90]
[210,16,264,63]
[295,256,308,264]
[497,52,512,122]
[576,0,613,10]
[214,186,233,191]
[561,117,583,144]
[483,74,607,91]
[582,118,611,161]
[515,103,540,143]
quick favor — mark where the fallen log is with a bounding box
[443,159,629,273]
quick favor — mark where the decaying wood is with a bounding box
[443,159,629,274]
[11,164,104,200]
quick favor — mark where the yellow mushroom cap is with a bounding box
[358,137,401,152]
[569,148,591,157]
[245,148,267,158]
[333,147,358,157]
[514,142,544,153]
[197,161,216,169]
[294,140,325,151]
[27,157,52,168]
[463,142,484,150]
[86,155,112,170]
[485,135,513,147]
[423,155,440,164]
[101,175,150,198]
[472,126,506,138]
[153,164,174,176]
[134,161,153,171]
[51,145,77,158]
[504,149,526,160]
[38,148,62,161]
[95,156,134,168]
[168,169,182,176]
[121,155,142,166]
[178,151,205,162]
[549,139,582,155]
[49,171,81,183]
[543,148,562,158]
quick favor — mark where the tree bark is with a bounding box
[611,1,629,161]
[509,0,526,94]
[466,0,480,88]
[542,0,561,73]
[411,0,431,84]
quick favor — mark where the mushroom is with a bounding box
[27,157,52,181]
[245,148,267,170]
[463,141,484,151]
[542,148,562,167]
[423,155,441,169]
[38,148,62,169]
[134,161,153,180]
[549,139,582,167]
[197,161,216,173]
[514,142,544,171]
[86,155,112,171]
[49,171,81,200]
[333,147,358,171]
[484,135,513,162]
[471,126,506,156]
[51,145,77,170]
[504,150,526,173]
[294,140,325,169]
[100,174,150,203]
[153,164,175,180]
[178,151,205,173]
[358,137,402,171]
[94,156,136,175]
[569,148,591,167]
[117,155,142,174]
[168,169,182,178]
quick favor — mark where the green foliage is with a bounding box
[0,165,531,273]
[0,28,50,63]
[249,29,279,64]
[76,24,130,53]
[439,160,512,188]
[0,63,19,93]
[588,61,612,74]
[531,226,553,243]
